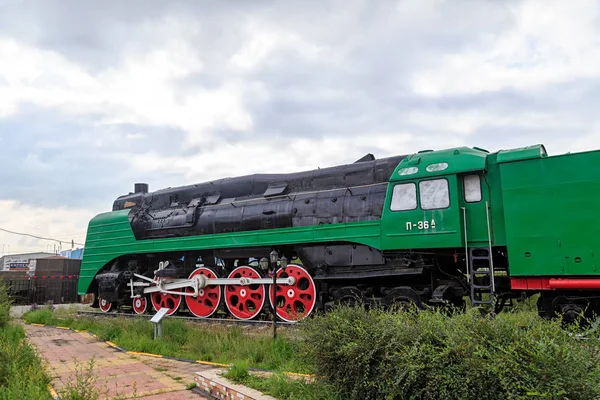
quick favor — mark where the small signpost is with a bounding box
[150,307,170,340]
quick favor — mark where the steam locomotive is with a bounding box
[78,144,600,322]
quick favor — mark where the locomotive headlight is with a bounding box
[270,250,278,264]
[259,257,269,270]
[280,255,288,269]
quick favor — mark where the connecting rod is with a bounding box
[127,273,296,298]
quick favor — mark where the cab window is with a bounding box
[419,179,450,210]
[463,174,482,203]
[390,183,417,211]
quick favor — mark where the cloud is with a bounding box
[0,0,599,253]
[412,0,600,96]
[0,200,93,255]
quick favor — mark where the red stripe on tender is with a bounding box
[549,279,600,289]
[510,278,528,290]
[511,277,600,290]
[510,278,551,290]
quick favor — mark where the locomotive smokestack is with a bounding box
[134,183,149,194]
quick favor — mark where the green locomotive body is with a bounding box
[78,144,600,320]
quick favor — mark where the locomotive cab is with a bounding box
[381,147,490,251]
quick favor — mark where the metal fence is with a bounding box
[2,276,79,305]
[1,257,82,305]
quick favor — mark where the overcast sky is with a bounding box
[1,0,599,255]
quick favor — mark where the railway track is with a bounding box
[77,310,298,328]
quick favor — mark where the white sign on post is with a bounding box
[150,308,170,323]
[150,307,170,340]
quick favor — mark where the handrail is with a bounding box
[461,207,470,283]
[485,201,495,293]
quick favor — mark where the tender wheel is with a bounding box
[268,264,316,322]
[333,286,363,306]
[151,290,182,316]
[185,267,222,318]
[384,286,424,310]
[132,296,148,315]
[99,297,112,313]
[225,266,266,320]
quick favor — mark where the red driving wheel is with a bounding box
[151,288,182,316]
[225,266,265,320]
[268,264,316,322]
[132,296,148,315]
[185,267,222,318]
[99,297,112,313]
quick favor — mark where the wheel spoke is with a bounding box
[269,264,316,322]
[99,297,112,313]
[185,267,221,318]
[225,266,265,320]
[151,284,182,316]
[133,296,147,315]
[296,297,314,310]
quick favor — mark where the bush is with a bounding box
[0,279,12,328]
[0,280,51,399]
[301,306,600,400]
[0,324,52,399]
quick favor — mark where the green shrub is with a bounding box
[225,363,250,381]
[0,320,51,399]
[59,358,100,400]
[0,279,12,328]
[301,306,600,400]
[24,308,55,325]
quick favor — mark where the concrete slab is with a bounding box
[195,369,278,400]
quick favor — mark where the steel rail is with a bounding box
[76,310,298,327]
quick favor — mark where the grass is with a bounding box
[0,280,52,400]
[0,323,53,400]
[1,281,132,400]
[223,364,341,400]
[22,307,308,373]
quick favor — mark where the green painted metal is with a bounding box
[499,148,600,276]
[391,147,488,181]
[457,172,491,247]
[496,144,547,163]
[380,174,463,249]
[483,153,508,246]
[381,147,492,250]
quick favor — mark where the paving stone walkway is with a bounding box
[25,324,212,399]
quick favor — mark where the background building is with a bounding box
[0,252,56,272]
[60,248,85,260]
[0,252,81,305]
